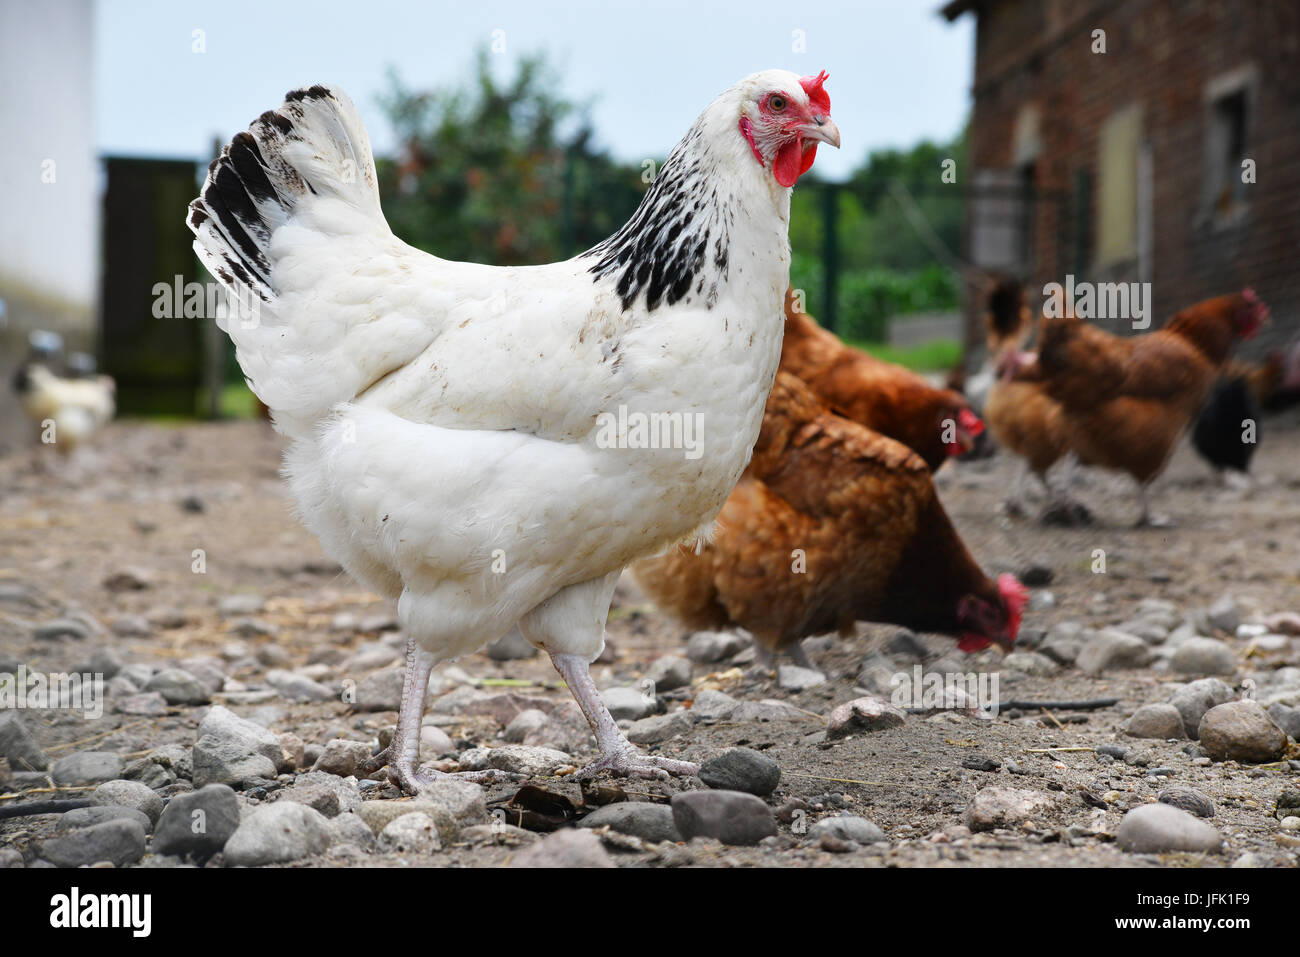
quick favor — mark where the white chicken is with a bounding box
[13,337,115,456]
[188,71,839,792]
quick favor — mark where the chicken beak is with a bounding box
[801,116,841,149]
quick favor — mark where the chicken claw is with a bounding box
[575,745,700,782]
[359,746,521,794]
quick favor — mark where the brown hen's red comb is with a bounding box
[800,71,831,113]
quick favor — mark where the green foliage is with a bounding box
[790,259,959,344]
[788,127,967,343]
[375,50,645,265]
[847,338,963,373]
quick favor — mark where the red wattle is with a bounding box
[799,142,818,177]
[774,136,805,187]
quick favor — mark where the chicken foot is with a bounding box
[359,636,521,793]
[550,652,700,780]
[1135,483,1174,528]
[753,639,815,671]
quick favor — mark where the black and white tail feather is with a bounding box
[189,84,381,310]
[187,85,431,437]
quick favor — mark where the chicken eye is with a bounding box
[769,94,787,112]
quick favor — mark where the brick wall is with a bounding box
[959,0,1299,358]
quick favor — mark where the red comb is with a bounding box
[997,573,1029,641]
[800,71,831,113]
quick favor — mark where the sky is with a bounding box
[94,0,973,182]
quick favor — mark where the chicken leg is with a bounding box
[550,652,699,780]
[360,636,520,792]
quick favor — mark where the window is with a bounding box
[1205,78,1252,222]
[1096,105,1141,267]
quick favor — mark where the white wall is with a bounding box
[0,0,99,320]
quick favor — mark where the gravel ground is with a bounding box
[1,413,1298,869]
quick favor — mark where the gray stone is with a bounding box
[39,819,146,867]
[143,668,210,706]
[152,784,241,859]
[91,779,164,826]
[1206,595,1242,634]
[1077,629,1152,675]
[195,705,286,773]
[0,847,23,867]
[503,708,551,744]
[178,656,227,695]
[456,745,571,777]
[1002,651,1059,676]
[355,781,485,842]
[626,710,693,745]
[601,686,656,721]
[353,667,405,712]
[291,771,362,815]
[377,812,442,854]
[886,629,930,660]
[689,689,738,721]
[644,655,692,693]
[115,692,169,716]
[34,618,92,641]
[1116,803,1223,854]
[1039,620,1084,665]
[1198,701,1288,763]
[777,664,826,691]
[730,699,809,721]
[265,669,335,703]
[326,812,374,850]
[1266,703,1300,741]
[807,814,887,845]
[83,647,124,679]
[311,738,371,777]
[578,802,682,843]
[222,801,333,867]
[685,630,749,663]
[56,805,152,833]
[278,780,343,817]
[419,723,456,757]
[1170,638,1236,676]
[191,737,277,788]
[1167,679,1235,740]
[110,614,152,637]
[51,751,123,786]
[1125,703,1187,740]
[508,827,614,867]
[826,696,906,738]
[146,743,193,779]
[671,790,777,846]
[698,747,781,796]
[0,711,48,771]
[964,787,1055,832]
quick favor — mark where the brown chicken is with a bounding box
[781,289,982,471]
[1007,289,1268,525]
[632,371,1027,667]
[979,277,1088,524]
